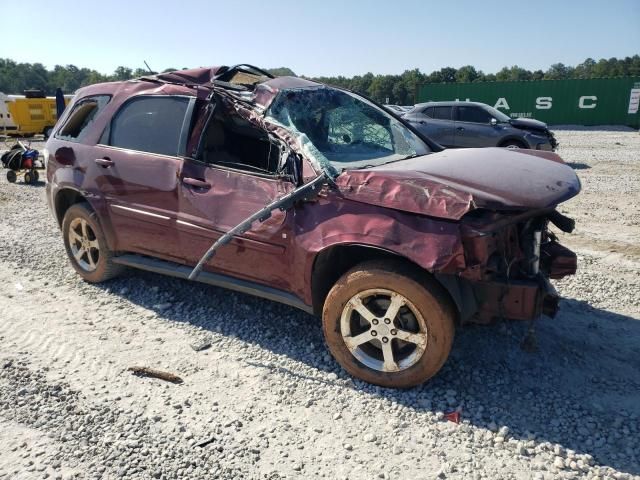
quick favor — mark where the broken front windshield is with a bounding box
[266,87,430,174]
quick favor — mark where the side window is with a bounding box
[199,107,280,174]
[109,96,189,156]
[57,95,110,141]
[456,106,492,124]
[425,106,452,120]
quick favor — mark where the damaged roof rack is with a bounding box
[133,64,274,92]
[210,64,275,92]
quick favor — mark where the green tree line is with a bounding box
[1,55,639,105]
[0,60,179,96]
[310,56,640,104]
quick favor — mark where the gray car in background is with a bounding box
[403,101,557,150]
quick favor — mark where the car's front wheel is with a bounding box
[62,203,124,283]
[322,260,455,388]
[502,140,525,149]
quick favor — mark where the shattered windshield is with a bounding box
[266,87,430,174]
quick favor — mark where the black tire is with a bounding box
[501,140,526,149]
[6,170,17,183]
[61,203,124,283]
[23,171,32,184]
[31,169,39,183]
[322,260,456,388]
[2,148,23,170]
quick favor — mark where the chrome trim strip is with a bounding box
[111,204,170,220]
[176,219,208,230]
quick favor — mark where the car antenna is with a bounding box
[144,60,154,74]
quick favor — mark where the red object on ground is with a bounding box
[445,411,461,424]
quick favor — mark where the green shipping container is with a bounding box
[417,77,640,128]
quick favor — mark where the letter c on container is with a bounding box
[578,96,597,109]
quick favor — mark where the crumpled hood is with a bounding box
[509,117,549,132]
[335,147,581,220]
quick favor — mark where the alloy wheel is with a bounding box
[340,288,428,372]
[68,218,100,272]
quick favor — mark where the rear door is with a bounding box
[405,106,454,146]
[89,95,194,261]
[453,105,500,147]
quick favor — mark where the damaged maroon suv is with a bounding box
[45,65,580,388]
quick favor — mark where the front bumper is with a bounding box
[471,274,559,323]
[536,142,555,151]
[459,209,577,324]
[462,240,576,324]
[526,131,558,151]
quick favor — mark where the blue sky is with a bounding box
[2,0,639,77]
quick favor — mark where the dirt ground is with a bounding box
[0,129,639,480]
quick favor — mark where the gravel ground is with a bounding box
[0,129,639,480]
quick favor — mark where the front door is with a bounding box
[89,95,193,261]
[453,105,500,148]
[177,160,294,290]
[177,106,294,290]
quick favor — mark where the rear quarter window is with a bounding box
[106,96,190,157]
[56,95,111,142]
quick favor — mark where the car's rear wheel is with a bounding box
[322,260,455,388]
[62,203,124,283]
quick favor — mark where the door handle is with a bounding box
[419,120,426,124]
[182,177,211,189]
[95,157,114,167]
[456,127,465,131]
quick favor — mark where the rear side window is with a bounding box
[108,96,189,156]
[57,95,110,141]
[424,106,452,120]
[456,106,492,124]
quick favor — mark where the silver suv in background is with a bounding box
[403,101,557,150]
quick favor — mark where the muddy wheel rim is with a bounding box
[68,218,100,272]
[340,288,428,373]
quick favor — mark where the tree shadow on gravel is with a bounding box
[97,271,640,476]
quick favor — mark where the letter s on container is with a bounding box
[578,96,597,109]
[536,97,552,110]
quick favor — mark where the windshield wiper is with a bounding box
[355,164,376,170]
